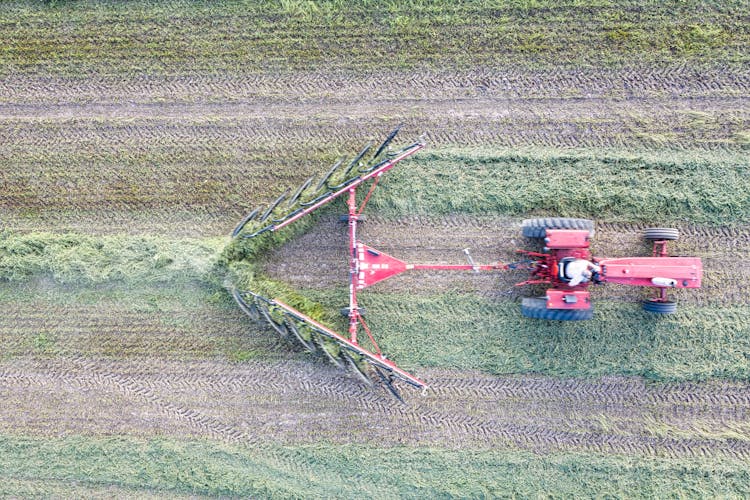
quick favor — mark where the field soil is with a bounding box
[2,355,749,460]
[2,68,748,455]
[1,1,748,495]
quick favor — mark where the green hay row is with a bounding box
[0,434,747,498]
[1,0,746,75]
[0,230,224,286]
[370,148,750,225]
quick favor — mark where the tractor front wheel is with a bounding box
[522,218,595,239]
[642,299,677,314]
[521,297,594,321]
[644,228,679,241]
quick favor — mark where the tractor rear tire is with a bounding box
[521,297,594,321]
[642,299,677,314]
[522,218,595,239]
[644,228,679,241]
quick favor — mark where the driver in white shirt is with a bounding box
[565,259,601,287]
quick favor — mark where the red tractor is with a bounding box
[230,128,703,398]
[516,218,702,320]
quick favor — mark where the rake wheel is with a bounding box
[313,333,344,369]
[257,301,289,338]
[374,366,405,403]
[231,289,260,321]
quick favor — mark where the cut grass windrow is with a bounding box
[370,148,750,226]
[0,231,224,285]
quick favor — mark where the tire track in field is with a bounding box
[2,357,747,459]
[0,299,288,359]
[263,216,750,306]
[1,96,746,154]
[2,358,379,494]
[35,357,258,444]
[0,67,747,104]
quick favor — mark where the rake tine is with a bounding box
[312,333,344,368]
[242,225,273,239]
[358,158,388,174]
[231,207,260,237]
[286,319,316,353]
[326,175,360,191]
[231,289,260,321]
[272,207,304,224]
[257,301,289,339]
[259,189,290,223]
[341,350,374,387]
[287,176,314,207]
[371,124,402,162]
[374,365,405,403]
[315,158,343,191]
[298,191,333,207]
[342,142,372,178]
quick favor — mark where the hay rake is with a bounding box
[230,127,442,400]
[229,127,703,401]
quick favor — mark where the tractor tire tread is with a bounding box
[521,297,594,321]
[643,300,678,314]
[522,218,595,239]
[644,228,679,241]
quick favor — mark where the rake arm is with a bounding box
[231,289,427,392]
[231,136,424,240]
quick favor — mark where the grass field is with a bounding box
[1,0,749,497]
[2,0,747,75]
[2,435,749,498]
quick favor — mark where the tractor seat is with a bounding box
[558,257,576,283]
